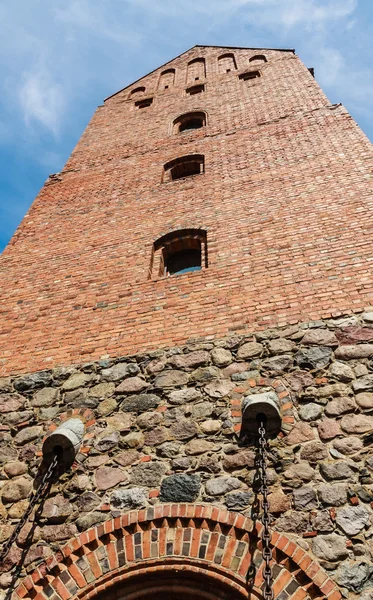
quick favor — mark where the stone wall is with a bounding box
[2,314,373,598]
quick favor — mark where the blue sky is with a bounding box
[1,0,372,252]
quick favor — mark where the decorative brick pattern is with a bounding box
[14,504,341,600]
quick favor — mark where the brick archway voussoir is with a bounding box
[14,504,342,600]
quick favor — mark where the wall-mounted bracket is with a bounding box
[242,391,282,437]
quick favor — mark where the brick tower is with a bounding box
[0,46,373,600]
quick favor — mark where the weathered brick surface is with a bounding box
[1,46,372,376]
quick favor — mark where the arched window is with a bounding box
[151,229,208,278]
[163,155,204,182]
[129,86,146,97]
[187,58,206,82]
[158,68,175,90]
[173,112,206,133]
[249,54,267,63]
[218,53,237,73]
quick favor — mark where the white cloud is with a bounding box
[19,67,65,136]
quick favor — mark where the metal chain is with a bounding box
[258,420,274,600]
[0,454,59,564]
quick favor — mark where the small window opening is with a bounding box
[164,85,169,89]
[249,54,267,63]
[164,155,205,181]
[239,71,261,81]
[186,84,205,95]
[226,69,231,73]
[174,112,206,134]
[151,229,208,278]
[195,76,200,80]
[135,98,153,109]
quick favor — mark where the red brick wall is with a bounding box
[1,46,372,375]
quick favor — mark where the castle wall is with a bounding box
[1,316,373,597]
[1,47,372,376]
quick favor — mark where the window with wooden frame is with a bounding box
[173,112,206,133]
[163,155,205,182]
[150,229,208,278]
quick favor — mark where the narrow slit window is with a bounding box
[239,71,261,81]
[151,229,208,278]
[163,155,205,182]
[173,112,206,133]
[135,98,153,109]
[186,84,205,95]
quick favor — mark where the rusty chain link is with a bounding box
[0,454,59,565]
[258,419,274,600]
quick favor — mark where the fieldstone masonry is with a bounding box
[1,315,373,596]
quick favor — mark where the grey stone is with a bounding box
[13,371,53,391]
[97,398,117,416]
[312,534,348,562]
[283,462,315,482]
[325,396,356,416]
[88,382,115,398]
[120,393,160,413]
[157,442,181,458]
[14,426,43,446]
[337,561,373,592]
[121,432,144,448]
[95,467,128,491]
[211,348,233,367]
[205,476,241,496]
[154,370,189,388]
[75,492,101,513]
[4,461,27,478]
[115,376,149,394]
[111,487,147,509]
[225,492,252,509]
[295,346,332,369]
[144,427,169,446]
[172,457,195,470]
[300,441,328,463]
[169,351,210,369]
[1,477,32,503]
[267,338,295,355]
[191,401,213,418]
[94,430,120,452]
[200,419,222,434]
[61,373,93,391]
[101,362,139,382]
[190,366,220,383]
[237,341,263,359]
[168,388,202,405]
[333,437,363,455]
[186,439,216,455]
[361,591,373,600]
[76,512,107,531]
[131,462,167,487]
[262,355,293,373]
[353,375,373,392]
[170,419,198,440]
[311,510,334,533]
[335,345,373,360]
[318,483,347,506]
[160,474,201,502]
[318,383,351,397]
[106,412,132,431]
[299,403,323,421]
[3,411,33,426]
[231,370,260,381]
[293,486,318,510]
[302,328,338,346]
[320,462,355,481]
[0,393,25,413]
[204,380,235,398]
[341,414,373,434]
[336,505,370,535]
[362,312,373,322]
[355,363,369,377]
[329,361,355,382]
[32,387,59,407]
[356,392,373,409]
[136,411,163,429]
[274,512,309,534]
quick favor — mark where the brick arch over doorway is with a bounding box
[14,504,341,600]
